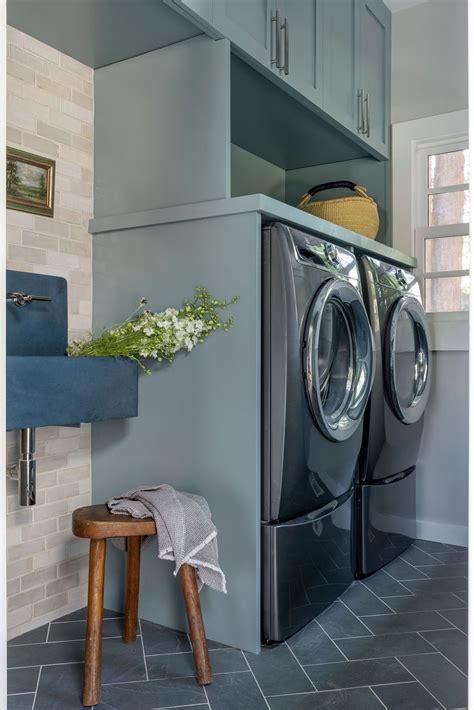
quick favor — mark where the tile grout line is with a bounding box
[314,618,350,662]
[368,685,388,709]
[10,634,135,647]
[416,631,468,677]
[338,597,375,636]
[394,654,447,709]
[202,682,211,710]
[241,650,271,709]
[138,618,149,681]
[284,639,318,692]
[409,546,447,565]
[435,610,467,637]
[31,664,42,710]
[266,679,418,697]
[382,565,423,589]
[358,580,397,613]
[101,670,251,686]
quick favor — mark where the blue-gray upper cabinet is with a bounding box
[358,0,391,156]
[321,0,359,137]
[278,0,323,107]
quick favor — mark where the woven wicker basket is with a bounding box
[297,181,379,239]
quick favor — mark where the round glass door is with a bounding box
[385,296,431,424]
[304,279,375,442]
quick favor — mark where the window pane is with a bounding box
[425,235,470,272]
[428,149,470,188]
[428,190,470,226]
[425,276,470,312]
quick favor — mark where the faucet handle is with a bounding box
[7,291,52,307]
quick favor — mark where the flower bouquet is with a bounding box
[68,287,237,373]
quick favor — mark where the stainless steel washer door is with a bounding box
[385,295,432,424]
[304,278,375,442]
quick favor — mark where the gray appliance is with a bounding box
[262,223,375,643]
[354,256,432,577]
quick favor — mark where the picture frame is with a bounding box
[6,147,55,218]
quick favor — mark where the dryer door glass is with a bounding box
[304,279,375,442]
[385,296,432,424]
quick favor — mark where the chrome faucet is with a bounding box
[7,292,52,308]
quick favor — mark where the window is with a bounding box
[415,143,470,314]
[392,109,469,351]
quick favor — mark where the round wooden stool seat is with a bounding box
[73,504,156,539]
[72,502,213,706]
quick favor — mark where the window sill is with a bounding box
[426,312,468,351]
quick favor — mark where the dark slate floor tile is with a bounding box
[415,539,452,554]
[373,681,442,709]
[438,608,467,633]
[141,619,191,655]
[363,569,413,597]
[359,610,453,635]
[147,648,246,680]
[403,577,468,594]
[445,543,468,552]
[54,607,123,623]
[204,670,268,710]
[335,632,433,660]
[417,563,468,578]
[286,620,346,666]
[317,600,373,639]
[268,687,384,709]
[8,639,84,668]
[306,583,348,605]
[8,625,48,646]
[305,657,411,690]
[402,547,443,566]
[420,629,468,674]
[384,558,429,580]
[244,644,314,696]
[34,663,84,709]
[101,636,146,684]
[340,583,394,616]
[48,617,125,642]
[7,694,34,710]
[431,550,468,564]
[7,666,40,694]
[453,590,468,603]
[97,677,206,709]
[385,592,466,613]
[399,652,468,709]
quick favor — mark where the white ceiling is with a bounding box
[384,0,430,12]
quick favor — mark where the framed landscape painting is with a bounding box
[6,147,55,217]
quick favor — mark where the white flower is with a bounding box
[144,327,153,336]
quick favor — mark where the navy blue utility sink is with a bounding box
[7,270,138,431]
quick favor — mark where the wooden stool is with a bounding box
[72,504,212,707]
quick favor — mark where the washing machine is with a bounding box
[261,223,375,643]
[354,255,432,578]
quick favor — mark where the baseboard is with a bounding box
[416,519,468,547]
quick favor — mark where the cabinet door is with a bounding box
[280,0,323,106]
[321,0,359,132]
[212,0,271,67]
[359,0,390,155]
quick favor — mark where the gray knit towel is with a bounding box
[107,484,226,594]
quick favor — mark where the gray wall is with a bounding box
[94,35,230,218]
[391,0,468,544]
[92,213,262,653]
[391,0,468,123]
[231,145,286,202]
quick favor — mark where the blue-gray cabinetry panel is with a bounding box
[92,213,262,653]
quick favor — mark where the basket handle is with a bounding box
[297,181,372,208]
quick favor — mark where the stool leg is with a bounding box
[179,564,212,685]
[124,536,141,643]
[83,538,106,707]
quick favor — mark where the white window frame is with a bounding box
[392,110,469,351]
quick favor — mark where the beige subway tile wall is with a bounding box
[6,26,93,639]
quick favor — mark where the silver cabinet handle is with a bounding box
[364,91,370,138]
[7,292,52,307]
[357,89,364,133]
[280,17,289,75]
[271,10,281,68]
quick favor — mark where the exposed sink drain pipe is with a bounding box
[9,428,37,506]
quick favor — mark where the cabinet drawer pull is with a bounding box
[281,17,289,75]
[365,91,370,138]
[271,10,281,68]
